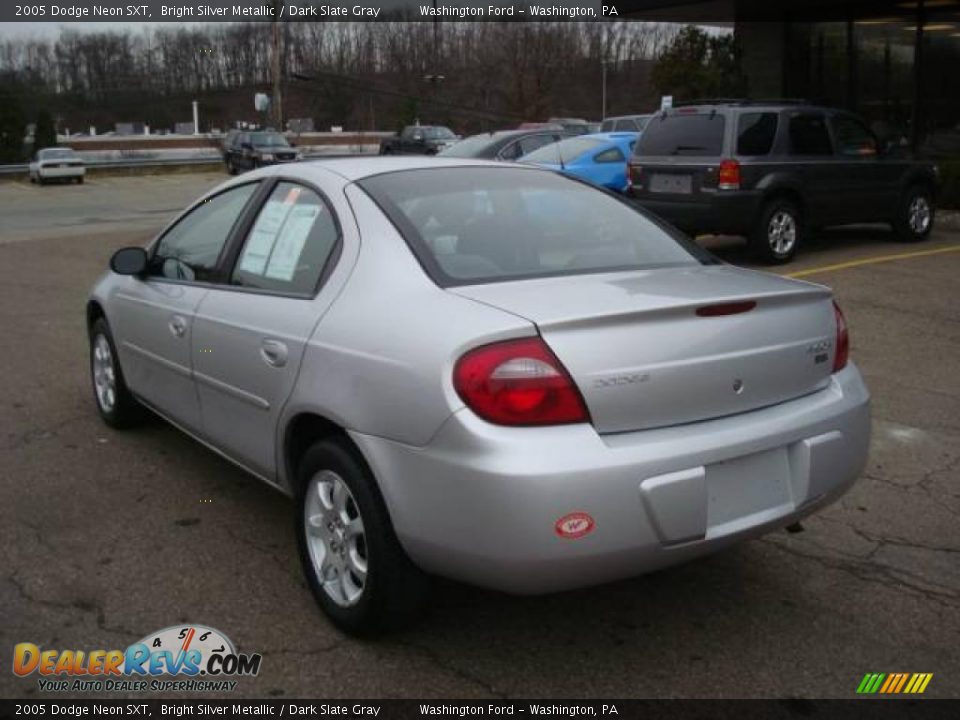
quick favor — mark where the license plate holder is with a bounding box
[649,173,693,194]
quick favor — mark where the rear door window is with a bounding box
[832,115,878,156]
[788,113,833,155]
[231,182,339,295]
[594,147,625,163]
[636,113,726,156]
[517,134,555,156]
[736,112,778,156]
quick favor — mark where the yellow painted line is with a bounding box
[917,673,933,694]
[784,244,960,279]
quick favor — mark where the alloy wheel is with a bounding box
[304,470,368,607]
[908,195,931,235]
[92,334,116,413]
[768,210,797,256]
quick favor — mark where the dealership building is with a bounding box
[639,0,960,158]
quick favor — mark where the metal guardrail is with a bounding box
[0,149,377,176]
[0,156,221,176]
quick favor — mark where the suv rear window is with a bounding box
[636,113,725,156]
[359,167,707,285]
[737,112,778,155]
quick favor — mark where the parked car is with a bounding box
[29,147,85,185]
[223,130,300,174]
[520,132,639,192]
[379,126,458,155]
[548,117,593,135]
[628,101,939,263]
[88,157,870,634]
[439,128,571,161]
[600,114,652,133]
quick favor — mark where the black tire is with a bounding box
[77,176,84,185]
[296,438,429,636]
[749,197,803,264]
[894,185,935,243]
[89,318,145,429]
[226,158,237,175]
[37,176,46,186]
[381,147,393,155]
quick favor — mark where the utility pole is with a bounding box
[601,61,608,120]
[271,0,283,130]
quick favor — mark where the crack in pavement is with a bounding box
[6,573,142,641]
[391,640,507,699]
[759,538,960,612]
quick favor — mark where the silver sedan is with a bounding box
[87,158,870,634]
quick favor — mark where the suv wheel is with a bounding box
[751,198,802,264]
[895,186,934,243]
[226,158,237,175]
[296,438,428,635]
[89,318,145,428]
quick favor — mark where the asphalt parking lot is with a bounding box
[1,172,958,699]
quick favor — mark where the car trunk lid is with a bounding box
[450,265,837,433]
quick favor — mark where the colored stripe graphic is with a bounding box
[857,673,933,695]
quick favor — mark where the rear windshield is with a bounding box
[521,136,604,163]
[39,148,77,159]
[251,133,289,148]
[636,113,726,156]
[439,133,497,157]
[424,127,456,139]
[358,167,707,286]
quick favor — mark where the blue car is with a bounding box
[519,132,639,193]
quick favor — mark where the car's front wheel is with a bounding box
[894,185,935,243]
[750,198,802,264]
[89,318,144,429]
[296,438,428,635]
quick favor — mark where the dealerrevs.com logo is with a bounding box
[13,625,262,693]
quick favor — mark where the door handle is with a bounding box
[260,339,288,368]
[168,315,187,338]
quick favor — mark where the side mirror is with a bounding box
[110,247,148,276]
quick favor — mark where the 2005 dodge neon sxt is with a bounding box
[87,158,870,634]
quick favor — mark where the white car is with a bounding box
[29,147,85,185]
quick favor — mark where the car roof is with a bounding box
[604,114,652,121]
[293,156,524,182]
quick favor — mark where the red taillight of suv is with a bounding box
[718,159,741,190]
[453,337,590,426]
[833,300,849,372]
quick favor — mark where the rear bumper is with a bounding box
[351,364,871,594]
[38,165,84,178]
[631,189,762,235]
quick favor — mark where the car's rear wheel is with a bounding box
[77,176,84,185]
[89,318,145,429]
[750,198,802,264]
[894,185,934,243]
[296,438,428,635]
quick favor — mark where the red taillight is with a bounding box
[718,159,741,190]
[453,337,590,426]
[833,301,849,372]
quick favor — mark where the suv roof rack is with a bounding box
[672,98,810,107]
